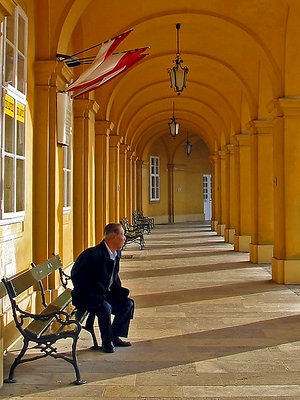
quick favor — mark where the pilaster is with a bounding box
[224,143,236,244]
[132,155,138,213]
[109,135,121,222]
[95,120,113,241]
[136,159,143,211]
[217,148,229,237]
[126,150,134,221]
[210,154,220,233]
[33,62,73,273]
[233,133,251,252]
[271,98,300,282]
[167,164,175,223]
[119,143,129,219]
[248,120,274,263]
[73,98,99,257]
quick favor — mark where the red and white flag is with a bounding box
[73,52,147,97]
[67,30,132,92]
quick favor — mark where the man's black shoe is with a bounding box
[112,337,132,347]
[101,342,115,353]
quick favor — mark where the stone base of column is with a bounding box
[249,243,273,264]
[234,235,251,252]
[217,224,225,236]
[225,228,235,244]
[272,257,300,283]
[211,220,218,232]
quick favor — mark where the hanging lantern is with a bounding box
[167,23,189,95]
[168,102,180,137]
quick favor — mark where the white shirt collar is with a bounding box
[104,241,117,261]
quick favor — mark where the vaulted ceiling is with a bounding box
[48,0,300,157]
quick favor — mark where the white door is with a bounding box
[203,174,212,221]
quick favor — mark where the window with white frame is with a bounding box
[57,92,73,211]
[150,156,160,201]
[63,136,72,210]
[1,6,28,219]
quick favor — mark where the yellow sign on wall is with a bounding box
[17,102,25,123]
[4,94,14,118]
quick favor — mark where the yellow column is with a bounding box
[217,148,229,236]
[95,120,113,242]
[136,159,143,211]
[73,98,99,258]
[211,154,220,232]
[132,155,138,213]
[248,120,274,263]
[272,98,300,283]
[33,62,72,264]
[109,135,120,222]
[126,150,133,222]
[119,143,129,219]
[167,164,175,223]
[233,134,251,252]
[224,144,236,243]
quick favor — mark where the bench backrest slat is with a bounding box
[4,255,62,298]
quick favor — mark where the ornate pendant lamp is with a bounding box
[168,23,189,95]
[184,132,192,156]
[168,102,180,138]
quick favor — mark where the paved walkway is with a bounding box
[2,222,300,399]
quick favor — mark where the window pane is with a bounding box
[67,147,71,169]
[155,176,159,189]
[16,158,25,211]
[5,42,14,84]
[63,170,71,208]
[5,113,14,153]
[67,171,71,207]
[16,103,25,155]
[63,171,67,207]
[63,146,67,166]
[17,53,25,92]
[4,156,14,212]
[6,15,14,43]
[18,14,25,54]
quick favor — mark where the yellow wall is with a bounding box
[143,139,169,223]
[143,136,211,224]
[173,137,211,222]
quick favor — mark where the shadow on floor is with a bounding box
[3,313,300,395]
[121,261,261,280]
[133,279,281,308]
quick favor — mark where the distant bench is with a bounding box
[2,254,99,385]
[120,217,145,249]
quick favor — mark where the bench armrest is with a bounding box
[17,305,80,327]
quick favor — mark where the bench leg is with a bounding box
[4,338,29,383]
[71,335,87,385]
[83,312,100,350]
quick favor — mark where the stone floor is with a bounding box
[2,221,300,399]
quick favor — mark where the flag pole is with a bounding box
[69,29,133,58]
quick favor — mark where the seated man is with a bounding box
[71,223,134,353]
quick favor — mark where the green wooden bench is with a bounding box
[2,254,99,385]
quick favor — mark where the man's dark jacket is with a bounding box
[71,240,129,311]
